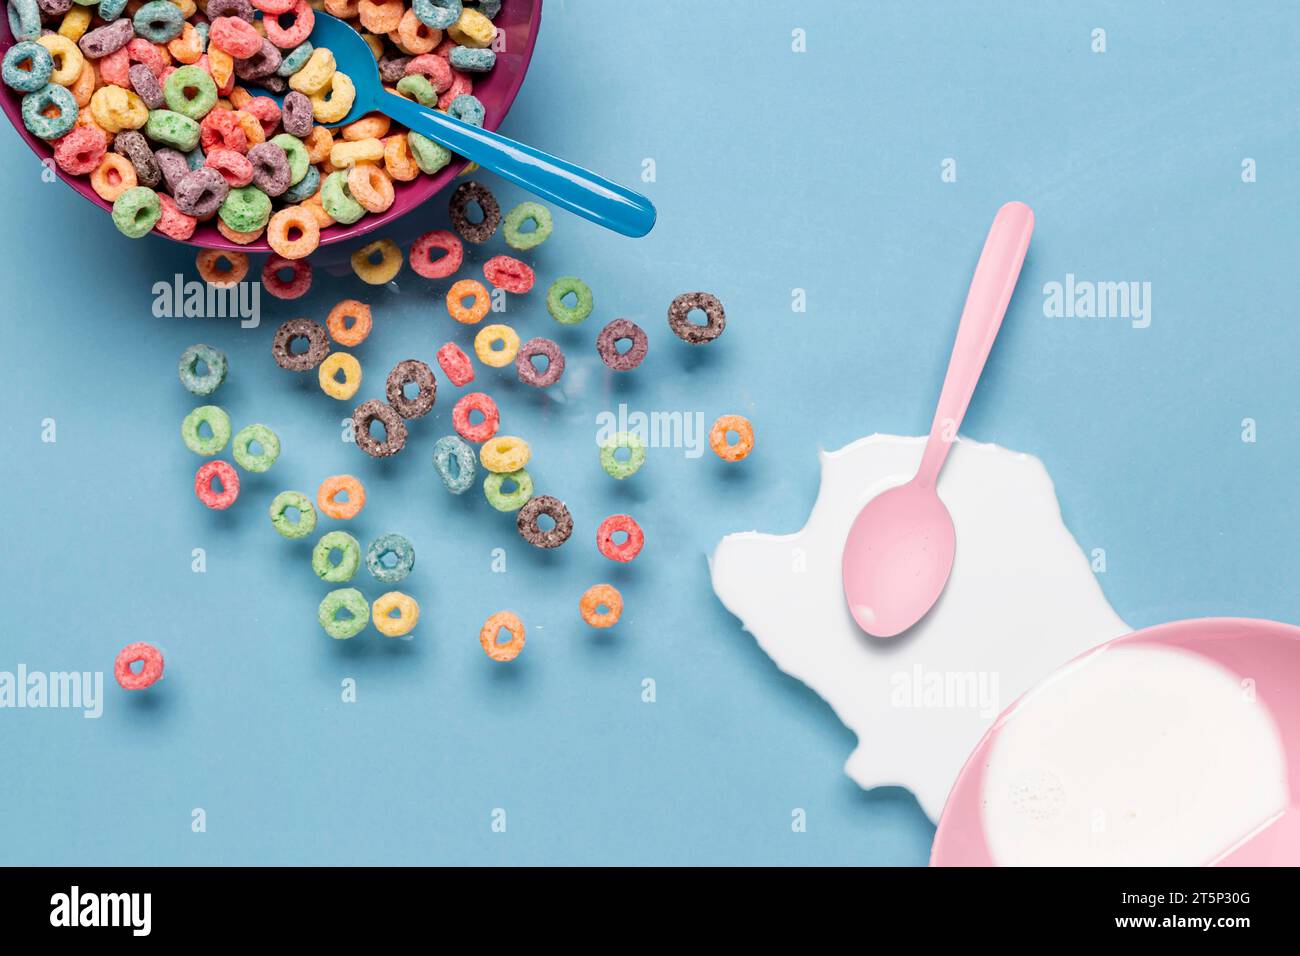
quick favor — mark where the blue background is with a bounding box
[1,0,1297,865]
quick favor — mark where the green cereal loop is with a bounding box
[502,201,553,251]
[317,587,369,639]
[395,74,436,106]
[320,170,364,225]
[219,185,272,233]
[483,468,533,512]
[163,64,217,120]
[181,405,231,456]
[270,133,309,185]
[599,431,646,479]
[312,531,361,584]
[144,108,201,151]
[406,131,450,175]
[111,186,161,238]
[546,276,593,325]
[269,490,317,539]
[178,343,227,396]
[231,424,280,473]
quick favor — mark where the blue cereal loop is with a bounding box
[7,0,41,41]
[448,93,485,127]
[21,84,77,140]
[433,435,476,494]
[2,41,53,93]
[413,0,460,30]
[98,0,128,21]
[449,46,496,73]
[473,0,501,18]
[282,163,319,203]
[133,0,184,42]
[277,41,313,77]
[366,533,415,584]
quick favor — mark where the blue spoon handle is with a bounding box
[378,91,656,238]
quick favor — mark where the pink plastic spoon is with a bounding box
[842,201,1034,637]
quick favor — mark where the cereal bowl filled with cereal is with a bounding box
[0,0,541,253]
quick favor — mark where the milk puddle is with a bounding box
[709,434,1287,863]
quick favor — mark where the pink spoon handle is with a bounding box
[915,201,1035,490]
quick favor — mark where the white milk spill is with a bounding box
[983,643,1287,866]
[709,434,1289,861]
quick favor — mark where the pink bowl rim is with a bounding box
[0,0,543,254]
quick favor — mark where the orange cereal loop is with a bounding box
[233,110,264,146]
[317,474,366,520]
[267,207,322,260]
[382,134,419,182]
[70,61,95,107]
[446,279,490,325]
[709,415,755,462]
[196,249,249,288]
[479,611,525,663]
[302,125,334,164]
[357,0,403,34]
[228,86,252,109]
[216,217,265,245]
[89,153,137,202]
[327,299,373,347]
[324,0,360,20]
[342,114,391,141]
[299,191,336,229]
[346,161,395,213]
[579,584,624,629]
[396,10,439,54]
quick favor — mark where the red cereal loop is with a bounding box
[264,0,314,47]
[201,108,248,154]
[97,47,130,87]
[482,255,535,294]
[251,0,297,15]
[205,147,254,186]
[242,96,283,137]
[114,642,165,691]
[127,38,165,77]
[195,460,240,510]
[596,514,645,563]
[405,53,452,91]
[262,255,313,299]
[436,342,475,387]
[210,16,264,59]
[409,229,463,279]
[53,126,107,175]
[155,194,198,240]
[437,70,472,110]
[452,392,499,443]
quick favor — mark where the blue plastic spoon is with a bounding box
[253,11,655,238]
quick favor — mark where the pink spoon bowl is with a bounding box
[931,617,1300,867]
[0,0,542,253]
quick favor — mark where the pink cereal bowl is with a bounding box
[0,0,543,253]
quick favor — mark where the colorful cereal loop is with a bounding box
[269,490,317,539]
[326,299,373,347]
[709,415,754,462]
[372,591,419,637]
[436,341,474,387]
[599,431,646,480]
[351,238,402,284]
[409,228,463,279]
[483,468,532,512]
[479,435,530,474]
[232,424,281,473]
[596,514,644,563]
[451,391,499,443]
[432,434,475,494]
[446,278,490,324]
[196,249,249,288]
[317,474,366,520]
[546,276,593,325]
[479,610,525,663]
[318,587,369,639]
[579,584,623,630]
[473,323,519,367]
[182,405,232,456]
[318,352,362,401]
[114,641,165,690]
[194,460,240,509]
[312,530,361,583]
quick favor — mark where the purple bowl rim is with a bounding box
[0,0,543,254]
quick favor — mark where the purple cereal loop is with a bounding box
[233,40,281,81]
[174,166,230,218]
[246,141,290,197]
[205,0,255,21]
[280,91,313,137]
[78,19,134,58]
[515,337,565,388]
[259,74,287,94]
[37,0,72,16]
[128,63,165,110]
[113,130,161,188]
[596,318,649,372]
[154,148,189,194]
[378,55,410,84]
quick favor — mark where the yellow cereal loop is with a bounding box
[207,47,234,90]
[473,324,521,368]
[361,32,384,59]
[328,136,383,168]
[479,436,532,474]
[311,72,355,124]
[318,352,362,401]
[58,7,92,42]
[447,7,496,48]
[350,238,402,285]
[169,0,197,17]
[289,47,337,95]
[90,86,148,132]
[38,35,85,87]
[372,591,419,637]
[233,109,265,146]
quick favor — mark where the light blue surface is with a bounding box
[1,0,1297,865]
